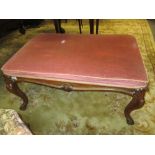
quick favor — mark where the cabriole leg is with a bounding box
[124,89,145,125]
[3,75,28,110]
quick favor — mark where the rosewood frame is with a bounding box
[3,74,147,125]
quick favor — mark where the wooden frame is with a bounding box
[3,74,148,125]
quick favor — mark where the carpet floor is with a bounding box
[0,19,155,134]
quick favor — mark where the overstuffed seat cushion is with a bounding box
[1,33,148,89]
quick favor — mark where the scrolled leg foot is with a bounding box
[20,103,27,110]
[3,75,28,110]
[124,89,146,125]
[126,116,134,125]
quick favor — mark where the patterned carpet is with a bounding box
[0,19,155,134]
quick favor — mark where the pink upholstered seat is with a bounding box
[1,33,148,89]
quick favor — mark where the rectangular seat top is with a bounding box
[1,33,148,89]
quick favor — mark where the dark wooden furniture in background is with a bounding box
[0,20,23,37]
[53,19,83,34]
[0,19,43,38]
[53,19,65,33]
[1,34,148,125]
[89,19,99,34]
[53,19,99,34]
[0,19,99,38]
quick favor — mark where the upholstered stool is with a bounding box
[1,33,148,125]
[0,109,32,135]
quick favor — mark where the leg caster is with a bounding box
[3,75,28,110]
[124,89,145,125]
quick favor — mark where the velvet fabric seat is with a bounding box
[1,33,148,89]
